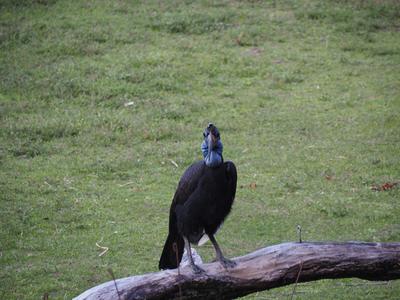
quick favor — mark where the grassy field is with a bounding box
[1,0,399,299]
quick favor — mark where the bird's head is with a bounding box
[203,123,220,150]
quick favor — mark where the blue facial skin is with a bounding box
[201,135,223,168]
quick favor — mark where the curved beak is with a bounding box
[207,132,217,150]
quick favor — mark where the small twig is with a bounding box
[290,261,303,300]
[107,268,121,300]
[96,238,109,257]
[170,159,179,168]
[118,181,135,187]
[124,101,135,107]
[297,225,302,243]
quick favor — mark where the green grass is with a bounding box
[0,0,399,299]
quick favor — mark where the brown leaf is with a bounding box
[240,183,257,189]
[371,182,399,191]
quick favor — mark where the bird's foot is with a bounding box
[191,263,205,275]
[219,257,237,269]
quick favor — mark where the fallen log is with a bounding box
[74,241,400,300]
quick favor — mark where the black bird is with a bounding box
[158,123,237,273]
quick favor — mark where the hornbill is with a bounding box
[158,123,237,273]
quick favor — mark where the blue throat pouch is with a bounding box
[201,139,223,168]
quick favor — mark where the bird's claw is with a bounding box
[219,257,237,269]
[191,264,205,275]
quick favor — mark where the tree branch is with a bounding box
[74,241,400,300]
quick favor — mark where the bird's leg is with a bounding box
[183,236,204,274]
[209,234,236,269]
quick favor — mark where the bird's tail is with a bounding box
[159,231,184,270]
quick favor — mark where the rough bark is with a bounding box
[74,241,400,300]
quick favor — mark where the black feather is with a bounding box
[159,160,237,270]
